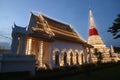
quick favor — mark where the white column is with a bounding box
[73,53,76,65]
[39,41,44,67]
[26,38,32,55]
[67,53,70,65]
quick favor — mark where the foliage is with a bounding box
[107,14,120,39]
[114,46,120,53]
[94,48,103,64]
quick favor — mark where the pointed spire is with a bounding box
[89,10,96,28]
[89,10,99,36]
[12,22,15,29]
[13,22,17,28]
[111,45,114,53]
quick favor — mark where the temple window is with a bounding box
[60,49,67,66]
[55,53,59,66]
[63,52,67,66]
[70,52,73,65]
[52,48,60,66]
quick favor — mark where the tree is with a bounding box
[114,46,120,54]
[107,14,120,39]
[94,48,103,64]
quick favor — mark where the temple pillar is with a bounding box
[83,48,88,64]
[38,41,44,68]
[81,53,84,64]
[26,38,32,55]
[87,47,92,63]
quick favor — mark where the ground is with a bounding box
[59,64,120,80]
[1,63,120,80]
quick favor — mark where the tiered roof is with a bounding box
[13,12,92,47]
[27,13,84,43]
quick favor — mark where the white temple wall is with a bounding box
[51,40,83,50]
[49,40,86,68]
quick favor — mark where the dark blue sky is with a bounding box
[0,0,120,48]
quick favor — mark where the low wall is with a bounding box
[0,54,35,75]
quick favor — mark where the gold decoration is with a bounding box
[32,13,55,37]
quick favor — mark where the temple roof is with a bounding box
[12,24,26,34]
[27,12,86,43]
[12,12,92,47]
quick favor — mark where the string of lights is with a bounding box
[0,34,12,40]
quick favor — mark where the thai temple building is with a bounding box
[0,10,119,74]
[88,10,119,63]
[11,12,93,69]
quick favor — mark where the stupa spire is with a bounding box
[89,10,99,36]
[88,9,106,48]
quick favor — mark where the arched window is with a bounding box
[64,52,67,66]
[52,48,60,66]
[60,49,67,66]
[55,52,59,66]
[70,52,73,65]
[76,53,79,64]
[78,51,84,65]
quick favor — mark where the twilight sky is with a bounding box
[0,0,120,49]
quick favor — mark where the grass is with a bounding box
[59,64,120,80]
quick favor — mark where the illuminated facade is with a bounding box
[11,12,92,69]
